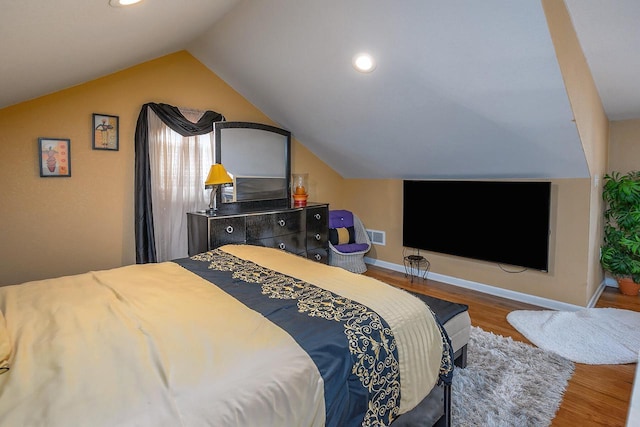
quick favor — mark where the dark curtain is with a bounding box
[134,103,224,263]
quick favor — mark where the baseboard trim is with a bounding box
[587,281,608,308]
[365,257,600,311]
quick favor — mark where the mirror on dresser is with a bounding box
[214,121,291,212]
[188,121,329,263]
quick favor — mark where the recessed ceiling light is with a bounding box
[109,0,143,7]
[352,53,376,73]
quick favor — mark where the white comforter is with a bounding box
[0,245,443,426]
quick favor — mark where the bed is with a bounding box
[0,244,454,426]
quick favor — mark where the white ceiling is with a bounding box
[565,0,640,121]
[2,0,638,180]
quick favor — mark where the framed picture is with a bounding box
[39,138,71,177]
[92,113,119,150]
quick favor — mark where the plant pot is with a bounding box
[617,277,640,296]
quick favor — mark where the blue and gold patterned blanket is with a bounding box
[175,246,453,426]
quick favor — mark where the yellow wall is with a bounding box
[291,139,345,209]
[609,119,640,173]
[342,178,592,306]
[0,51,341,285]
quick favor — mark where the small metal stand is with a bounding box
[403,254,430,283]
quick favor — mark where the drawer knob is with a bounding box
[315,233,321,241]
[278,219,286,227]
[315,254,321,260]
[314,213,321,220]
[225,226,234,234]
[278,242,286,250]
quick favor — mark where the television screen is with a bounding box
[402,180,551,271]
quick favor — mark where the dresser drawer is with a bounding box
[307,247,328,264]
[306,229,327,251]
[209,216,246,248]
[306,206,328,233]
[306,206,328,250]
[247,231,306,255]
[246,210,303,240]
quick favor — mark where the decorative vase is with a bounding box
[292,173,309,206]
[292,173,308,195]
[617,277,640,296]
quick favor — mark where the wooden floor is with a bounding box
[363,265,638,427]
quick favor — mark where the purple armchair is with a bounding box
[328,210,372,273]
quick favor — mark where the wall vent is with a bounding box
[366,229,386,246]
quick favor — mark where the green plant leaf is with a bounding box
[601,171,640,278]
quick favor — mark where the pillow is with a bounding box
[329,226,355,245]
[329,210,355,229]
[0,311,11,374]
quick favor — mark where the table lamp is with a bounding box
[205,164,232,214]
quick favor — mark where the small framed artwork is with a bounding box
[92,113,119,151]
[39,138,71,177]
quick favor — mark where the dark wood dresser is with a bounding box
[187,202,329,264]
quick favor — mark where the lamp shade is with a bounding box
[205,164,232,187]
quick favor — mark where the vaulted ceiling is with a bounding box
[2,1,639,179]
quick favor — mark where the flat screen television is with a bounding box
[402,180,551,271]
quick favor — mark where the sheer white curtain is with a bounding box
[148,108,215,261]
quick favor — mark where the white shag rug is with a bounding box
[453,326,574,427]
[506,307,640,364]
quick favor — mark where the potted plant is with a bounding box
[600,171,640,295]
